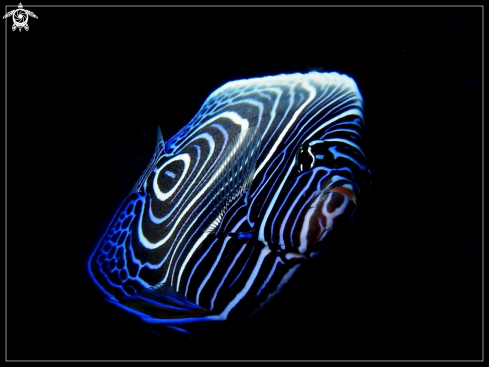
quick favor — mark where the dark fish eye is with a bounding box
[296,145,316,172]
[296,140,335,172]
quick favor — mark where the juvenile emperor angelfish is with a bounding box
[88,72,371,324]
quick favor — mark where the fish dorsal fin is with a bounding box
[157,125,165,151]
[131,126,167,193]
[117,282,212,320]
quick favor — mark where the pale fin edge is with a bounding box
[115,282,213,320]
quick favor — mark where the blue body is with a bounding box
[88,72,370,323]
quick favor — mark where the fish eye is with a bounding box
[296,145,316,172]
[296,140,335,172]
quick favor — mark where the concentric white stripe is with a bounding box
[153,153,191,201]
[137,113,250,250]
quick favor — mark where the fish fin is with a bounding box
[117,282,213,320]
[164,325,200,336]
[157,125,165,150]
[204,124,261,233]
[131,126,166,193]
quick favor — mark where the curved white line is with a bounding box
[219,246,271,319]
[153,153,191,202]
[253,83,308,179]
[209,244,247,310]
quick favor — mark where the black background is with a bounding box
[7,6,482,361]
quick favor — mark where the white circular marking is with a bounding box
[13,9,28,28]
[153,153,191,201]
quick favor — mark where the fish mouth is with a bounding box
[298,180,357,252]
[227,181,358,256]
[324,185,357,206]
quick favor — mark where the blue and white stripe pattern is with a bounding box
[88,72,371,323]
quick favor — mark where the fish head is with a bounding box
[288,138,362,253]
[248,119,370,257]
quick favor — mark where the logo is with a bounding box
[3,3,37,32]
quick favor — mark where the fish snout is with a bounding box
[294,181,358,254]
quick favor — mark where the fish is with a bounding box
[88,72,371,324]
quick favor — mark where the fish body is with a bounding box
[88,72,371,324]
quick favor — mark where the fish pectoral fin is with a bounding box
[118,282,212,320]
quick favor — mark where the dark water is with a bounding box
[7,6,481,360]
